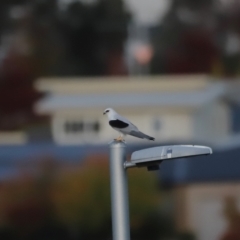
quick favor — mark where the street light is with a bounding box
[126,145,212,171]
[109,140,212,240]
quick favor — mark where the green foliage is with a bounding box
[128,168,160,226]
[51,154,166,239]
[178,232,196,240]
[0,154,176,239]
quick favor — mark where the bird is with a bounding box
[103,108,155,142]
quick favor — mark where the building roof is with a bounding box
[34,76,225,114]
[35,75,209,94]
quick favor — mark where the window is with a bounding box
[65,121,83,133]
[153,118,161,131]
[64,120,101,134]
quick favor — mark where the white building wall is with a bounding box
[51,111,194,145]
[193,101,231,143]
[184,184,240,240]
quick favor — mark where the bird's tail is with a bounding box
[129,131,155,141]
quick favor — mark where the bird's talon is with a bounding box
[114,137,125,142]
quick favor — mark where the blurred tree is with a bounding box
[51,154,174,240]
[51,155,112,239]
[0,154,177,240]
[96,0,131,75]
[150,0,218,75]
[216,8,240,78]
[178,232,196,240]
[0,0,131,131]
[0,0,61,130]
[220,196,240,240]
[0,157,73,240]
[59,0,130,76]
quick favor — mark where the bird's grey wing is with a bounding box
[129,130,155,141]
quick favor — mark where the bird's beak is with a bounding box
[103,112,105,115]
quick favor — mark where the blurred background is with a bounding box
[0,0,240,239]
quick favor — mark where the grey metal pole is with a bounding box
[109,140,130,240]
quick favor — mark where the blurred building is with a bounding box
[33,75,240,240]
[0,75,240,240]
[34,75,230,145]
[175,183,240,240]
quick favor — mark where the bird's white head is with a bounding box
[103,108,117,119]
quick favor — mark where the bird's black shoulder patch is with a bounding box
[109,119,129,128]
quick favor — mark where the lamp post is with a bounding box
[109,141,130,240]
[109,141,212,240]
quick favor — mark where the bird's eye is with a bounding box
[106,110,109,113]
